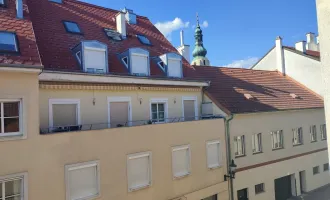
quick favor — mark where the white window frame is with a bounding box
[167,57,182,78]
[0,99,23,138]
[234,135,245,157]
[252,133,262,154]
[206,140,222,169]
[271,130,284,150]
[48,99,81,128]
[127,151,152,192]
[149,98,168,123]
[107,97,132,128]
[172,144,191,179]
[0,172,28,200]
[310,125,317,142]
[130,52,149,76]
[182,96,199,121]
[121,56,129,68]
[293,127,303,145]
[65,160,100,200]
[321,124,327,140]
[83,46,107,73]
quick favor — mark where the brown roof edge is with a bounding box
[250,46,275,69]
[204,91,232,115]
[283,47,320,61]
[0,63,44,70]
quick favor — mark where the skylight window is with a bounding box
[137,35,151,45]
[63,21,82,34]
[104,28,122,41]
[0,0,6,7]
[0,32,18,53]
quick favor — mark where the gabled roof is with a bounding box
[27,0,197,77]
[0,0,42,66]
[193,66,324,114]
[284,46,320,60]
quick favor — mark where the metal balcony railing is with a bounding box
[40,115,223,135]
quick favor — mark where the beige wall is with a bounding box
[230,109,329,200]
[40,87,202,129]
[203,95,228,117]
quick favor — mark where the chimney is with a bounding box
[116,12,126,38]
[275,36,285,75]
[306,32,319,51]
[177,30,190,63]
[295,41,306,53]
[122,8,137,24]
[16,0,23,19]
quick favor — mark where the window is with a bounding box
[293,127,303,145]
[172,145,191,178]
[324,163,329,171]
[313,166,320,175]
[167,58,182,78]
[234,135,245,157]
[122,56,128,68]
[131,53,148,75]
[63,21,82,34]
[49,99,80,131]
[202,194,217,200]
[75,51,81,64]
[157,61,165,71]
[104,28,122,41]
[65,161,100,200]
[321,124,327,140]
[182,97,198,121]
[310,125,317,142]
[0,32,18,53]
[255,183,265,194]
[127,151,152,192]
[137,35,151,45]
[252,133,262,153]
[150,99,167,123]
[0,173,27,200]
[271,130,284,149]
[84,48,107,74]
[206,140,222,169]
[0,100,22,137]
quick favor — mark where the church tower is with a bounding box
[191,14,210,66]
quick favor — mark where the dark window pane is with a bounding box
[4,117,19,133]
[151,113,157,120]
[64,22,81,33]
[137,35,151,45]
[0,32,17,52]
[4,102,19,117]
[5,179,21,196]
[158,103,164,112]
[5,196,21,200]
[151,104,157,112]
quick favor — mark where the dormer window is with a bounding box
[118,48,150,76]
[63,21,82,34]
[72,41,108,74]
[137,35,151,46]
[0,32,19,53]
[157,53,183,78]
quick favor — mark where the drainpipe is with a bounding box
[225,114,234,200]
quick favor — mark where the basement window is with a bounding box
[63,21,82,34]
[0,32,19,53]
[137,35,151,45]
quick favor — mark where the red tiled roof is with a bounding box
[0,0,41,66]
[192,66,324,114]
[27,0,197,77]
[284,46,320,59]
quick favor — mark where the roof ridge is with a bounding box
[196,65,279,73]
[65,0,149,19]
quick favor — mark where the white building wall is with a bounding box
[229,109,329,200]
[284,50,323,96]
[251,48,277,71]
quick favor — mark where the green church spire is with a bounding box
[192,13,210,66]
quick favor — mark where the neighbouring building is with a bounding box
[251,34,323,96]
[316,0,330,164]
[0,0,229,200]
[193,66,329,200]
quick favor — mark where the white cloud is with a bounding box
[224,57,259,69]
[201,20,208,28]
[155,18,190,40]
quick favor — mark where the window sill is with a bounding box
[252,151,263,155]
[235,154,246,158]
[173,172,190,180]
[208,164,222,170]
[321,139,327,141]
[0,133,25,142]
[272,147,284,151]
[293,143,303,147]
[311,140,318,143]
[128,183,151,192]
[255,191,265,195]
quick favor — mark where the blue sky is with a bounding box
[81,0,319,68]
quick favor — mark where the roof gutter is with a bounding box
[0,63,43,73]
[225,114,234,200]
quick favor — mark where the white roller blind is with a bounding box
[172,145,190,178]
[167,59,181,77]
[68,164,99,200]
[207,141,221,168]
[127,152,151,191]
[131,54,148,75]
[84,48,106,72]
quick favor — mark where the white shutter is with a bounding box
[127,152,151,191]
[131,54,148,75]
[207,141,221,168]
[252,134,256,152]
[172,145,190,178]
[67,162,99,200]
[167,59,181,77]
[84,48,106,72]
[234,136,238,156]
